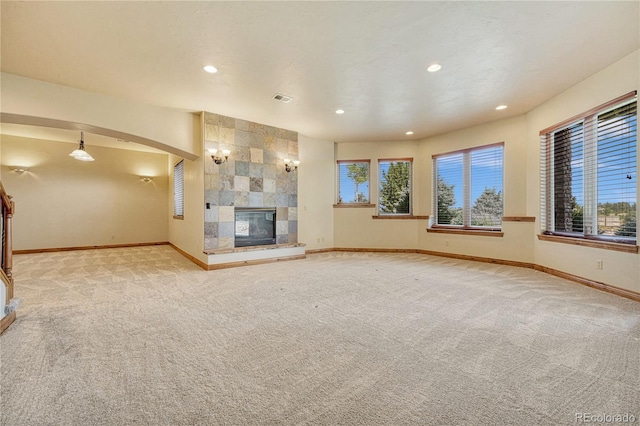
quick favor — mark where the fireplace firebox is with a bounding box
[234,208,276,247]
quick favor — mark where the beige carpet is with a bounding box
[1,246,638,425]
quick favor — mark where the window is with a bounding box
[540,93,637,244]
[432,143,504,230]
[337,160,370,204]
[378,159,412,215]
[173,160,184,218]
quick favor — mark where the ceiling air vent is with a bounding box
[273,93,293,103]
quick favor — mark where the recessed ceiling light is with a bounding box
[406,131,414,135]
[335,109,345,114]
[496,105,508,110]
[203,65,218,74]
[427,64,442,72]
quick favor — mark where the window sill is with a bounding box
[537,234,638,254]
[372,215,429,220]
[427,227,503,237]
[502,216,536,222]
[333,203,376,208]
[173,215,184,220]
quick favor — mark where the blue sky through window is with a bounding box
[338,162,370,203]
[437,146,504,208]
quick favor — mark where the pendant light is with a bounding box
[69,131,95,161]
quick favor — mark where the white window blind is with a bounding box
[433,153,463,225]
[596,101,637,238]
[432,143,504,229]
[540,92,637,243]
[470,147,504,227]
[378,159,412,215]
[174,160,184,218]
[337,160,370,204]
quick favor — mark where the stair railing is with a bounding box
[1,180,16,334]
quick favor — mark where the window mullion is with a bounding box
[583,116,597,236]
[432,161,438,225]
[547,134,555,232]
[463,152,471,227]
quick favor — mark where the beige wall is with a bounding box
[298,135,335,250]
[331,119,534,260]
[416,115,534,263]
[1,73,198,159]
[167,154,207,264]
[526,50,639,293]
[2,51,638,293]
[329,50,638,293]
[167,114,207,265]
[1,135,169,250]
[334,141,423,249]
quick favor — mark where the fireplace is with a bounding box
[235,208,276,247]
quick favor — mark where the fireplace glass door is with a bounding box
[234,208,276,247]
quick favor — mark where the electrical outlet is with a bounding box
[596,260,603,270]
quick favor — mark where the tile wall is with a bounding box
[203,112,298,250]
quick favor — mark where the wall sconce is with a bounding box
[12,167,28,173]
[140,176,153,182]
[208,148,231,165]
[283,158,300,173]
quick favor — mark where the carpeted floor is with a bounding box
[1,246,638,425]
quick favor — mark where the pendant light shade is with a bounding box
[70,132,95,161]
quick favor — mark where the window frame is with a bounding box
[336,159,372,206]
[539,91,637,246]
[173,159,184,220]
[378,157,413,216]
[431,142,505,232]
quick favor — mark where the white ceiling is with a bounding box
[1,1,639,145]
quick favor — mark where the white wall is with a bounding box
[1,135,169,250]
[526,50,639,293]
[298,134,335,250]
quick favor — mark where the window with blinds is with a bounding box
[173,160,184,218]
[378,159,412,215]
[337,160,370,204]
[432,143,504,229]
[540,92,637,243]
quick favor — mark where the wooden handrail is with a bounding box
[0,180,16,334]
[0,181,12,211]
[1,181,14,286]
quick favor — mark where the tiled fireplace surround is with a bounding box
[203,112,298,251]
